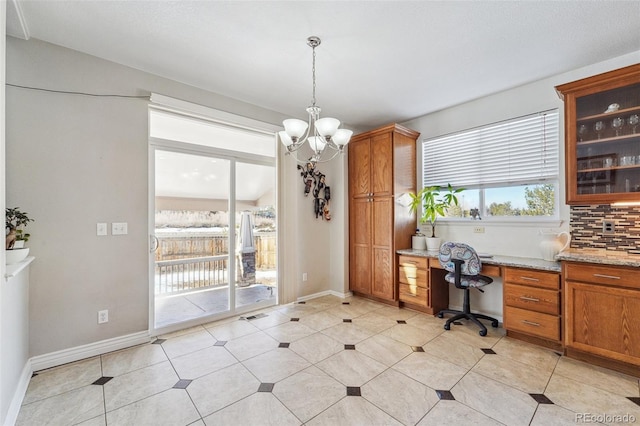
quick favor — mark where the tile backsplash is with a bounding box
[570,205,640,254]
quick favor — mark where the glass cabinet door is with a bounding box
[557,65,640,204]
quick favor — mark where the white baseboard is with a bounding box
[4,359,32,426]
[30,331,151,372]
[297,289,352,302]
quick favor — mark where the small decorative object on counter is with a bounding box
[6,207,34,264]
[412,229,426,250]
[539,230,571,261]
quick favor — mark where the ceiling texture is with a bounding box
[6,1,640,130]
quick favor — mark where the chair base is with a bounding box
[437,286,499,337]
[437,310,499,336]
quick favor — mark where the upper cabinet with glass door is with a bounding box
[556,64,640,205]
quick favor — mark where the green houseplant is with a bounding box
[409,184,463,251]
[6,207,34,250]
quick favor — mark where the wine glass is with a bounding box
[611,117,624,136]
[629,114,639,134]
[578,124,588,142]
[594,121,605,139]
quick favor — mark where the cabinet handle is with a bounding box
[519,296,540,302]
[407,276,417,280]
[521,320,540,327]
[405,261,418,265]
[520,276,540,282]
[593,273,621,280]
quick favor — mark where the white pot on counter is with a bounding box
[412,235,426,250]
[539,231,570,261]
[6,248,29,264]
[425,237,442,252]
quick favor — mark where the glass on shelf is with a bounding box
[594,121,605,139]
[611,117,624,136]
[629,114,639,134]
[578,124,588,142]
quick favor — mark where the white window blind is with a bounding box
[423,110,559,188]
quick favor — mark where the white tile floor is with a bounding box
[17,295,640,425]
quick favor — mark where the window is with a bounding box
[422,110,559,219]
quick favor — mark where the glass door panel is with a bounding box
[235,161,277,309]
[153,149,231,329]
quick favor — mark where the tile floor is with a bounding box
[17,295,640,425]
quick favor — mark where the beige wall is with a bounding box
[6,36,335,356]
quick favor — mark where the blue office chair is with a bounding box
[437,242,499,336]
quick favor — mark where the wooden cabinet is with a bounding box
[348,124,419,302]
[397,255,448,314]
[503,267,561,348]
[556,64,640,204]
[564,262,640,370]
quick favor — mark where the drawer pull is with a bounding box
[405,261,418,264]
[519,296,540,302]
[520,277,540,282]
[407,276,417,280]
[521,320,540,327]
[593,273,621,280]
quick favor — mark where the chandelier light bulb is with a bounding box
[315,117,340,138]
[308,136,327,152]
[332,129,353,147]
[283,119,308,139]
[278,131,295,147]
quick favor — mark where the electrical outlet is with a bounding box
[97,223,107,236]
[602,220,615,235]
[473,226,485,233]
[302,273,308,282]
[98,310,109,324]
[112,222,128,235]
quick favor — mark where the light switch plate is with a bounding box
[112,222,128,235]
[97,223,108,236]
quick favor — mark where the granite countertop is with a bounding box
[556,248,640,268]
[397,249,561,272]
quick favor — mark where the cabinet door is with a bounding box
[565,280,640,366]
[348,137,371,198]
[371,197,394,300]
[349,197,371,294]
[371,132,393,196]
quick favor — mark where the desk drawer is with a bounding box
[504,306,559,341]
[399,256,428,269]
[504,268,559,290]
[398,284,428,307]
[398,268,428,287]
[504,283,559,315]
[564,263,639,290]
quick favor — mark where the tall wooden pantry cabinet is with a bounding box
[348,123,419,302]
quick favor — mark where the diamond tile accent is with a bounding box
[279,342,290,348]
[297,301,307,304]
[344,344,356,350]
[411,346,425,352]
[92,376,113,386]
[628,397,640,407]
[435,390,455,400]
[397,320,407,324]
[343,319,352,323]
[291,318,300,322]
[481,348,496,354]
[173,379,192,389]
[258,383,275,392]
[342,302,350,305]
[346,386,361,396]
[530,393,553,404]
[214,340,227,346]
[152,339,166,345]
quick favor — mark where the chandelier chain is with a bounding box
[311,45,317,107]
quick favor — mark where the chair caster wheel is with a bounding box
[444,323,450,330]
[479,329,487,337]
[491,321,499,328]
[437,312,444,318]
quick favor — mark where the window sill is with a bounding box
[435,218,565,228]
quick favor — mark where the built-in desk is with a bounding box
[396,249,562,349]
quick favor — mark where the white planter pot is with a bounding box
[425,237,442,252]
[6,248,29,264]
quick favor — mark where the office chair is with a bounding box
[437,242,499,336]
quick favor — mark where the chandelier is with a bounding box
[279,36,352,164]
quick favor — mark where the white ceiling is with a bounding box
[7,1,640,131]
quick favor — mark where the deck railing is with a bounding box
[155,255,228,295]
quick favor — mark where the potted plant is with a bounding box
[6,207,34,264]
[409,184,463,251]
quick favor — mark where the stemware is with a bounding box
[594,121,605,139]
[629,114,639,134]
[577,124,588,142]
[611,117,624,136]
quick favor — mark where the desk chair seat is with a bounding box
[437,242,499,336]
